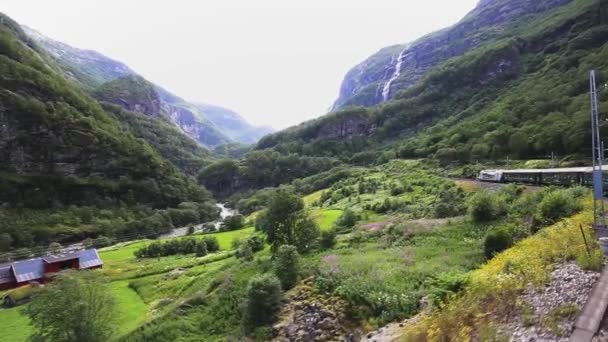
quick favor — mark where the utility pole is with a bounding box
[590,70,607,233]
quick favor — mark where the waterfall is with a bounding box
[381,45,409,102]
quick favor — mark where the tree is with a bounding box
[25,272,116,342]
[320,228,337,249]
[256,190,309,254]
[195,240,208,257]
[293,216,320,254]
[0,233,13,251]
[243,274,282,332]
[220,214,245,231]
[203,237,220,252]
[275,245,300,290]
[336,209,359,230]
[238,243,254,262]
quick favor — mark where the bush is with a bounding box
[135,236,218,258]
[484,228,513,259]
[467,191,507,223]
[220,214,245,231]
[238,243,254,262]
[275,245,300,290]
[320,228,337,250]
[246,236,265,252]
[243,274,282,332]
[335,209,359,229]
[536,190,581,224]
[576,249,604,271]
[195,240,208,257]
[203,237,220,252]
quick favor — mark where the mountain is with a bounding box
[0,13,219,247]
[22,26,247,147]
[194,103,274,144]
[333,0,573,109]
[259,0,608,164]
[22,25,134,90]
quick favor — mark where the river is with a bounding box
[159,203,237,239]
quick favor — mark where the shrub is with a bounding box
[203,237,220,252]
[195,240,208,257]
[246,236,265,252]
[320,228,337,250]
[484,228,513,259]
[467,191,507,222]
[238,243,254,262]
[576,249,604,271]
[243,274,282,332]
[336,209,359,229]
[220,214,245,231]
[275,245,300,290]
[536,190,581,224]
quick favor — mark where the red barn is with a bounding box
[0,249,103,290]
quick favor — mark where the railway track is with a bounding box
[570,266,608,341]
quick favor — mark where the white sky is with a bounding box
[1,0,478,129]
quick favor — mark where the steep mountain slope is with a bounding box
[194,103,274,144]
[24,26,269,145]
[0,13,217,245]
[22,25,133,90]
[259,0,608,164]
[333,0,573,109]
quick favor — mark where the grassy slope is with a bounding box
[404,200,598,340]
[0,306,32,342]
[110,281,148,337]
[2,227,256,341]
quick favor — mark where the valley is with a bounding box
[1,0,608,340]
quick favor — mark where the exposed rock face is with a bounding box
[95,75,162,117]
[273,278,358,342]
[317,115,374,140]
[163,102,229,148]
[333,0,573,109]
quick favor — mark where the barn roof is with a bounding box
[42,251,82,263]
[0,262,14,284]
[11,258,44,283]
[78,249,103,269]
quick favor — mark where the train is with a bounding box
[478,166,608,187]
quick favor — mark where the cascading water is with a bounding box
[381,45,409,102]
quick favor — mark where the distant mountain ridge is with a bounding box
[194,103,274,144]
[332,0,573,109]
[23,26,272,146]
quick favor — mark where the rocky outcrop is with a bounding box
[333,0,573,109]
[95,75,162,117]
[273,278,358,342]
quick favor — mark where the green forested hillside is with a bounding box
[0,13,217,248]
[259,0,608,164]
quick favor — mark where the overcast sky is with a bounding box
[2,0,478,129]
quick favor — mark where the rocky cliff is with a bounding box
[333,0,573,109]
[23,27,267,147]
[0,13,209,208]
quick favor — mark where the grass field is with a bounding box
[311,208,343,231]
[0,306,32,342]
[100,227,256,263]
[109,281,148,337]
